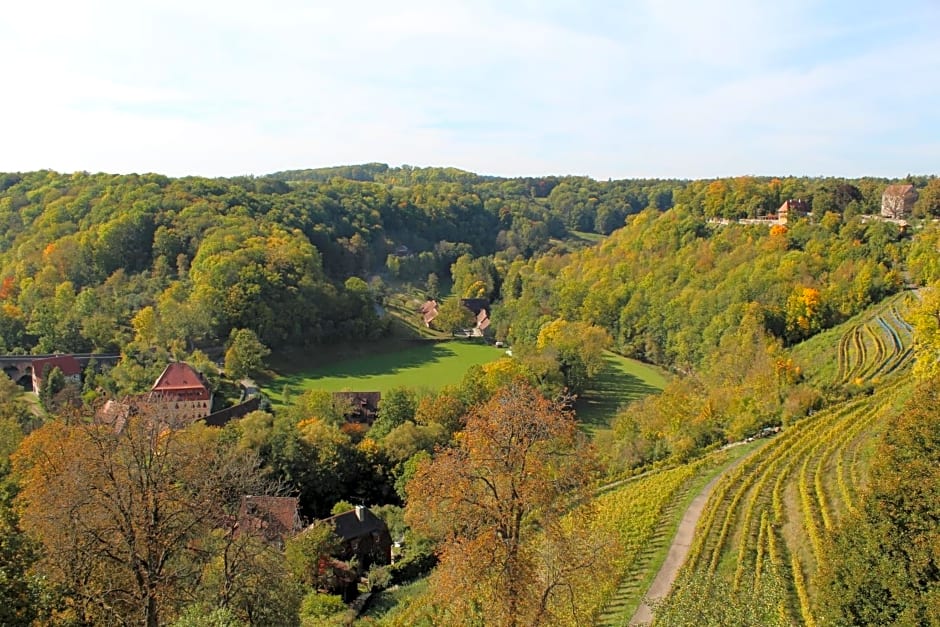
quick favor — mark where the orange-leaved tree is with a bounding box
[405,382,605,627]
[12,414,272,627]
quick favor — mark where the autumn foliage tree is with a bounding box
[785,286,826,343]
[404,382,600,626]
[12,415,273,626]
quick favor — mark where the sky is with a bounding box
[2,0,938,180]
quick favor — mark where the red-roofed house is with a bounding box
[148,362,213,424]
[31,355,82,394]
[151,362,211,401]
[777,198,809,224]
[461,298,491,337]
[419,299,439,327]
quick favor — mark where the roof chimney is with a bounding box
[355,505,364,521]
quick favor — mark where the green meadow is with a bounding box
[575,351,668,430]
[265,342,667,427]
[263,340,506,402]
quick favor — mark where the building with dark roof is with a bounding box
[321,505,392,571]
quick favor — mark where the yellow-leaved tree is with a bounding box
[911,283,940,381]
[404,382,612,626]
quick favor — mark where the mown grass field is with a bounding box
[576,351,668,430]
[262,340,505,403]
[266,341,667,420]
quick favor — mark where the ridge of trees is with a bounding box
[0,168,933,362]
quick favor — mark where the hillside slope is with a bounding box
[651,296,917,625]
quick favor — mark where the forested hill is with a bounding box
[0,167,937,368]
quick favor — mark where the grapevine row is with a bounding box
[589,453,730,624]
[677,383,904,620]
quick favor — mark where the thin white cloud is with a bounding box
[0,0,936,178]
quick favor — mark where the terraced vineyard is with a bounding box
[832,292,914,385]
[666,300,916,625]
[576,446,754,625]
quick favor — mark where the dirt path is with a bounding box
[628,464,732,625]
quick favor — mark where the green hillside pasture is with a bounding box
[263,341,505,403]
[576,351,668,430]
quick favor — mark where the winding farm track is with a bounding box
[628,450,753,625]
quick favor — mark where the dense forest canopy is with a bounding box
[0,166,933,361]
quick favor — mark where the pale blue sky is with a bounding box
[2,1,937,179]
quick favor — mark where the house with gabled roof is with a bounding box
[151,362,212,401]
[93,362,215,432]
[777,198,809,224]
[321,505,392,571]
[147,362,213,424]
[881,184,918,219]
[31,355,82,394]
[461,298,491,337]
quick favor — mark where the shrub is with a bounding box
[299,592,346,626]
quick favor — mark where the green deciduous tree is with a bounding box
[912,283,940,381]
[535,318,612,394]
[225,328,271,380]
[913,178,940,217]
[285,522,343,591]
[369,386,417,439]
[0,393,40,626]
[817,377,940,625]
[432,298,476,334]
